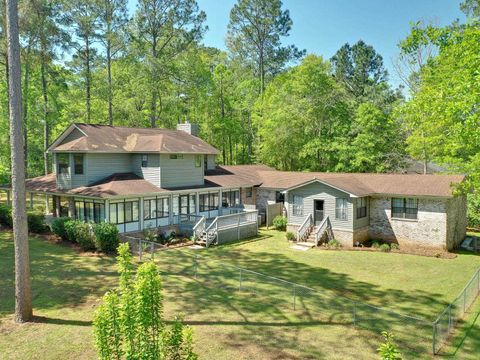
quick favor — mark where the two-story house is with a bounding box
[8,122,467,250]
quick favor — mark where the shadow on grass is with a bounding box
[33,315,92,327]
[0,232,117,317]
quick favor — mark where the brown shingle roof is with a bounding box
[49,123,220,155]
[213,166,465,198]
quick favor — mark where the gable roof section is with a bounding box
[48,123,220,155]
[213,166,465,198]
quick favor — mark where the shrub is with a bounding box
[327,239,341,249]
[467,193,480,229]
[94,243,197,360]
[377,331,402,360]
[27,211,47,233]
[64,220,78,243]
[65,220,96,251]
[51,217,71,241]
[0,204,12,227]
[286,231,296,241]
[379,243,391,252]
[390,243,400,250]
[272,215,288,231]
[94,222,120,254]
[372,241,381,249]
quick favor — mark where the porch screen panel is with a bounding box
[199,193,209,212]
[157,197,169,218]
[189,194,196,214]
[109,203,117,224]
[75,201,84,221]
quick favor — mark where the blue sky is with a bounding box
[128,0,465,88]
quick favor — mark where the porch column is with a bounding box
[45,195,50,214]
[68,197,75,218]
[52,195,57,217]
[219,189,223,216]
[105,200,110,223]
[195,192,200,214]
[29,192,34,210]
[139,197,144,231]
[6,190,10,207]
[169,194,174,225]
[55,196,61,217]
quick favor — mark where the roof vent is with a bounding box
[176,121,199,137]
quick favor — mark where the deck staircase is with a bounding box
[295,214,334,248]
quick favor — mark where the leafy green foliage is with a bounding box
[26,211,47,233]
[285,231,296,241]
[0,204,13,227]
[272,215,287,231]
[94,243,197,359]
[64,220,96,251]
[94,222,120,254]
[326,239,341,249]
[51,217,71,241]
[379,243,391,252]
[467,193,480,229]
[377,331,402,360]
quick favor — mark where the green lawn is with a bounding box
[0,229,479,359]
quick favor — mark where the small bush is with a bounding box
[94,222,119,253]
[65,220,96,251]
[327,239,341,249]
[372,241,381,249]
[286,231,296,241]
[390,243,400,250]
[377,331,402,360]
[379,243,391,252]
[27,211,47,233]
[272,215,288,231]
[64,220,78,242]
[0,204,12,227]
[51,217,71,241]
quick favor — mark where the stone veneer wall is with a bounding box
[368,196,448,249]
[256,188,277,214]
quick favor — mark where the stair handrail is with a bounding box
[192,216,206,243]
[314,216,332,246]
[205,217,218,248]
[296,213,313,242]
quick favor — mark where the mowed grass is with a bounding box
[0,229,479,359]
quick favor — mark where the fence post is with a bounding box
[353,302,356,326]
[139,239,143,261]
[432,321,437,355]
[239,268,243,292]
[293,284,296,311]
[151,242,154,261]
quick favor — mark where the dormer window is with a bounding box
[74,154,84,175]
[141,154,148,167]
[57,153,69,174]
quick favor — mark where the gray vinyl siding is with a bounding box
[287,182,354,230]
[353,197,370,229]
[132,154,161,187]
[207,155,216,170]
[60,127,84,145]
[86,153,132,184]
[159,154,204,188]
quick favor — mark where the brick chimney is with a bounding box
[176,120,199,137]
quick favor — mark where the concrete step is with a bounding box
[296,242,315,248]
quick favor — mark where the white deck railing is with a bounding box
[313,215,332,246]
[296,213,313,242]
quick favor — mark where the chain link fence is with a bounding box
[122,236,480,356]
[433,267,480,354]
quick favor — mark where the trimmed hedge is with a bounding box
[52,217,71,241]
[64,220,96,251]
[94,222,119,253]
[27,211,47,233]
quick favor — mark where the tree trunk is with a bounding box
[6,0,32,323]
[107,40,113,125]
[150,89,157,128]
[22,45,31,176]
[40,50,49,176]
[85,36,91,123]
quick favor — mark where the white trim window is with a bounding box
[292,195,303,216]
[391,198,418,220]
[356,197,367,219]
[335,198,348,220]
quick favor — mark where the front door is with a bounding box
[314,200,324,226]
